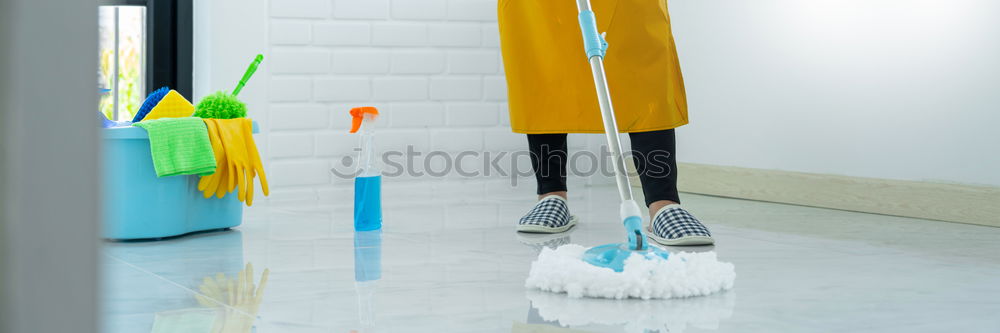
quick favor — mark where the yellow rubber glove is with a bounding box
[241,119,268,205]
[215,119,249,203]
[214,118,268,206]
[198,119,230,199]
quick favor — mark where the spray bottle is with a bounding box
[350,107,382,231]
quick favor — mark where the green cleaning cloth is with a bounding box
[133,117,217,177]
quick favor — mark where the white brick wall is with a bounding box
[271,50,331,74]
[390,103,446,127]
[372,77,428,101]
[390,50,446,74]
[270,21,312,45]
[430,77,482,100]
[446,0,494,21]
[428,24,481,46]
[265,0,516,194]
[269,133,315,158]
[312,23,370,45]
[269,160,331,186]
[268,78,312,102]
[270,105,329,130]
[483,76,506,101]
[314,77,371,101]
[391,0,446,20]
[447,103,498,127]
[372,23,428,46]
[332,0,389,19]
[447,50,498,74]
[332,50,389,74]
[270,0,331,19]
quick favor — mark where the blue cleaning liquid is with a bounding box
[354,175,382,231]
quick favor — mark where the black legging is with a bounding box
[527,129,679,207]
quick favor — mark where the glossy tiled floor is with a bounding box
[102,179,1000,333]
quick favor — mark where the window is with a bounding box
[99,6,145,121]
[98,0,192,122]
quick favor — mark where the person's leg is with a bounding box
[627,129,680,218]
[518,133,576,233]
[629,129,713,245]
[527,133,568,200]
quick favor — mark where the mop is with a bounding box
[524,0,735,299]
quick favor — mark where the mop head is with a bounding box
[194,91,247,119]
[526,244,735,299]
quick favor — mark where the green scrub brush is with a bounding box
[194,54,263,119]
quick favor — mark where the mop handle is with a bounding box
[575,0,634,204]
[577,0,646,250]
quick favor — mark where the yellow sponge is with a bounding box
[143,90,194,121]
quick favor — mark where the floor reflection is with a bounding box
[516,230,573,253]
[353,230,382,333]
[103,230,270,333]
[521,283,735,333]
[152,263,269,332]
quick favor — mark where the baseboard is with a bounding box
[675,163,1000,227]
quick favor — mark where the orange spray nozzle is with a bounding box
[349,106,379,133]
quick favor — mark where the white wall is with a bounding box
[670,0,1000,186]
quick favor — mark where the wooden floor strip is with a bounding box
[675,163,1000,227]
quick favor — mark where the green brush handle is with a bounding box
[232,54,264,97]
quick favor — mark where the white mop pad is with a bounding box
[525,244,736,299]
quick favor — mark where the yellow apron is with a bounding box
[499,0,688,134]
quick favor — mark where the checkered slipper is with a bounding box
[517,195,578,233]
[648,204,714,246]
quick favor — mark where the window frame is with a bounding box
[101,0,192,99]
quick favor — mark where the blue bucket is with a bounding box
[101,122,258,240]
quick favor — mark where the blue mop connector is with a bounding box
[582,200,669,272]
[624,216,645,251]
[350,107,382,231]
[578,10,608,59]
[618,199,647,251]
